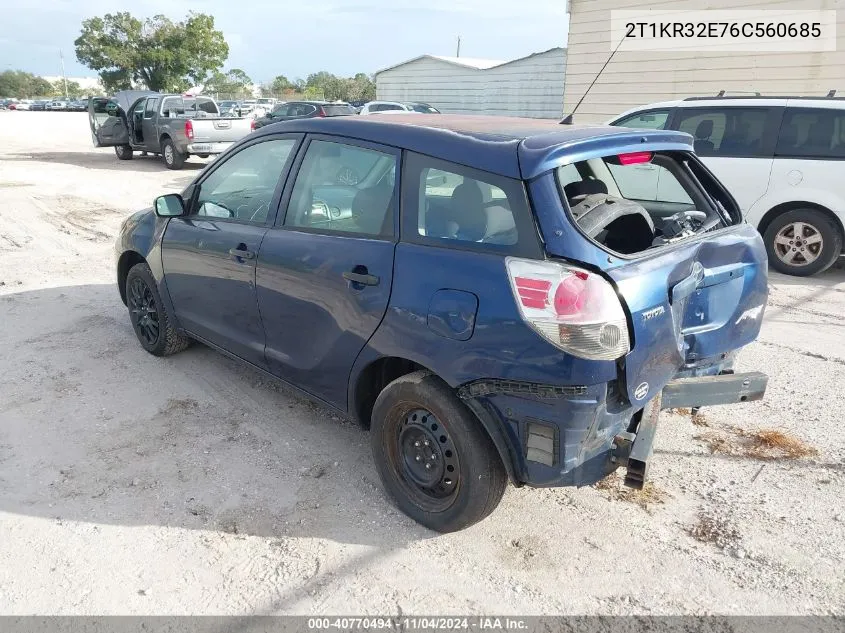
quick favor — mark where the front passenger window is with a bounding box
[195,139,297,224]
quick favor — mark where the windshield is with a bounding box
[408,103,440,113]
[557,151,739,256]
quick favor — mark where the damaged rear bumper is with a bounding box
[460,371,767,490]
[613,371,768,489]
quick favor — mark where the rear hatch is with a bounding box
[524,137,768,405]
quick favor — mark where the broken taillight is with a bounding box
[185,119,194,141]
[506,257,630,361]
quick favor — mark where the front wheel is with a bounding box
[763,209,842,276]
[125,263,190,356]
[114,144,133,160]
[161,138,186,170]
[370,371,507,533]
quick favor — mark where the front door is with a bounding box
[141,97,159,151]
[161,136,301,365]
[256,136,399,407]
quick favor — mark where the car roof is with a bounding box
[253,114,694,179]
[611,96,845,123]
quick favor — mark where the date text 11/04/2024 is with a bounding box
[307,617,528,630]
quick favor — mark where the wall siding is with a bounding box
[376,49,567,118]
[564,0,845,122]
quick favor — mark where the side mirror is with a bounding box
[154,193,186,217]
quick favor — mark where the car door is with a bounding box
[141,97,159,151]
[674,105,783,214]
[160,135,302,365]
[256,135,399,407]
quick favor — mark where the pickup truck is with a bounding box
[88,91,255,169]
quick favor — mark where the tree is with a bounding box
[0,71,54,98]
[74,11,228,92]
[50,80,86,99]
[270,75,293,94]
[204,68,253,98]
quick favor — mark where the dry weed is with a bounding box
[696,426,817,461]
[593,472,669,511]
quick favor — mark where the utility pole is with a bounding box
[456,36,461,58]
[59,50,68,99]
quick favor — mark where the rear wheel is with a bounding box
[161,138,186,170]
[764,209,842,276]
[196,153,210,159]
[125,263,190,356]
[114,144,133,160]
[370,371,507,533]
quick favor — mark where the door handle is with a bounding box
[229,247,255,260]
[343,270,379,286]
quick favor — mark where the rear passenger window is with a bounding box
[776,108,845,158]
[677,108,769,157]
[284,140,397,236]
[404,153,533,248]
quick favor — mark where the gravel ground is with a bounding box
[0,112,843,616]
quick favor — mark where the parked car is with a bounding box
[69,100,88,112]
[405,102,441,114]
[88,91,255,169]
[218,100,240,117]
[609,94,845,276]
[358,101,412,115]
[50,100,69,111]
[30,100,49,112]
[115,114,769,532]
[253,101,355,129]
[12,100,32,111]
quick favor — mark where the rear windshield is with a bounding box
[557,151,740,256]
[408,103,440,113]
[323,105,355,116]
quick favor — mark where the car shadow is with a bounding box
[0,150,208,173]
[0,283,433,549]
[769,261,845,288]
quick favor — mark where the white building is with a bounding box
[375,47,567,119]
[563,0,845,123]
[42,76,103,92]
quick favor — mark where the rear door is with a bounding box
[256,135,399,407]
[673,104,783,215]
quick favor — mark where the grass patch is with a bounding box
[696,426,818,460]
[593,472,669,512]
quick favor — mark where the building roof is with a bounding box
[375,47,565,76]
[251,113,693,180]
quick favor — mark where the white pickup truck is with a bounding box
[88,91,255,169]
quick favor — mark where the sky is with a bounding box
[0,0,569,84]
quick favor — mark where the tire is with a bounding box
[370,371,507,533]
[196,153,210,159]
[763,209,842,277]
[125,263,190,357]
[114,144,133,160]
[161,138,186,170]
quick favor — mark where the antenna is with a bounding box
[560,34,626,124]
[456,36,461,58]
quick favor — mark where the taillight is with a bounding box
[506,257,630,361]
[250,118,256,132]
[185,119,194,140]
[317,108,326,118]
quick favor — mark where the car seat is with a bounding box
[693,120,715,154]
[450,181,488,242]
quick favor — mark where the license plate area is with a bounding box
[191,144,212,152]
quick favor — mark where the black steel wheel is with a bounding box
[124,262,190,356]
[371,371,507,532]
[128,275,160,347]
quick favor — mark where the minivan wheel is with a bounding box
[114,144,133,160]
[161,138,186,170]
[370,371,507,533]
[125,263,190,356]
[764,209,842,276]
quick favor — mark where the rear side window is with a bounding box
[144,98,158,118]
[322,104,355,116]
[776,108,845,158]
[402,152,538,253]
[676,107,769,157]
[613,109,671,130]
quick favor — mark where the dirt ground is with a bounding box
[0,111,843,616]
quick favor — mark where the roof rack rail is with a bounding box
[716,90,762,97]
[827,90,837,97]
